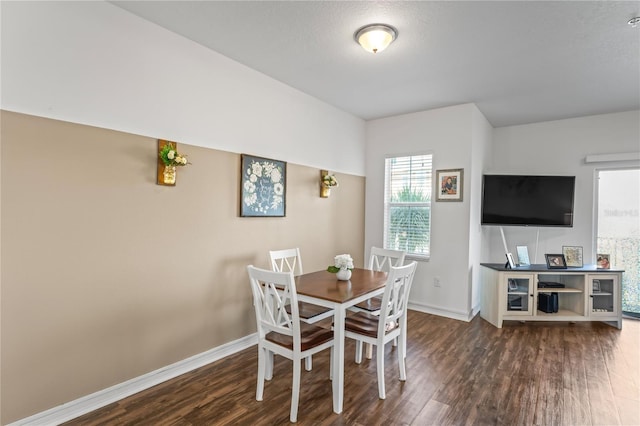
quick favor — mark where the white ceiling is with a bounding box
[111,1,640,128]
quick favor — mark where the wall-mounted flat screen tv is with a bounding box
[481,175,575,227]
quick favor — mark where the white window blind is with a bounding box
[383,154,432,258]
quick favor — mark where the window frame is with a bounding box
[383,152,433,261]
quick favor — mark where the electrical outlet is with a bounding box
[434,277,441,287]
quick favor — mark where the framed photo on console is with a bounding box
[562,246,583,267]
[545,253,567,269]
[516,245,530,266]
[597,254,610,269]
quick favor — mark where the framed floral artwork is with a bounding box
[240,154,286,217]
[562,245,583,267]
[436,168,464,201]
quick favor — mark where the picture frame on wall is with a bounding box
[240,154,286,217]
[545,253,567,269]
[435,168,464,201]
[562,245,584,267]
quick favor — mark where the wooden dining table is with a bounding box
[295,267,388,414]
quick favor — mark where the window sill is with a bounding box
[406,254,430,262]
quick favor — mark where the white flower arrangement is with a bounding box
[322,174,339,187]
[159,143,190,167]
[327,253,354,273]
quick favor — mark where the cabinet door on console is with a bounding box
[588,274,619,317]
[503,274,534,316]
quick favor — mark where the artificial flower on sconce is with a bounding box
[320,170,339,198]
[157,140,190,186]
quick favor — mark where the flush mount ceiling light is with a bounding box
[354,23,398,53]
[629,17,640,28]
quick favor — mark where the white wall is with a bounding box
[489,111,640,265]
[0,1,365,176]
[365,104,491,321]
[469,107,494,312]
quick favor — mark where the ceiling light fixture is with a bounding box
[354,23,398,54]
[629,17,640,28]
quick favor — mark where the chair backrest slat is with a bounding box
[269,248,303,276]
[378,262,417,334]
[368,247,406,272]
[247,265,300,344]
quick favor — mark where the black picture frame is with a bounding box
[240,154,286,217]
[545,253,567,269]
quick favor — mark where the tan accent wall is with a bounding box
[0,111,365,423]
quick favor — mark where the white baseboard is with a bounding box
[8,334,258,426]
[408,302,473,322]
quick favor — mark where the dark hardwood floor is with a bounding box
[65,312,640,425]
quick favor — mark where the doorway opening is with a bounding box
[596,168,640,318]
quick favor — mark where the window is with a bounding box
[384,154,432,259]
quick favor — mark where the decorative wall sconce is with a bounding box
[320,170,339,198]
[157,139,190,186]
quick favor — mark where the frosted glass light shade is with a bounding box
[354,24,398,53]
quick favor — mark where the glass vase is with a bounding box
[336,268,352,281]
[163,165,176,185]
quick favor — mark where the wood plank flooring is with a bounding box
[64,312,640,425]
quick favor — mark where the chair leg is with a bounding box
[329,347,334,380]
[256,347,265,401]
[366,343,373,359]
[355,340,363,364]
[402,316,408,355]
[305,355,312,371]
[376,343,386,399]
[266,350,274,380]
[398,332,407,381]
[291,358,301,423]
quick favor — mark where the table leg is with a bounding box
[332,306,345,413]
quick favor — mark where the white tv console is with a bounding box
[480,263,623,329]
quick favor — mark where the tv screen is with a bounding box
[481,175,575,227]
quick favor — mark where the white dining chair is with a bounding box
[344,261,417,400]
[247,265,334,423]
[270,248,335,324]
[352,247,406,314]
[269,248,334,371]
[351,247,406,358]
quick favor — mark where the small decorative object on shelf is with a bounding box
[516,245,530,266]
[157,140,190,186]
[597,254,610,269]
[562,245,583,267]
[545,253,567,269]
[328,254,353,281]
[320,170,338,198]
